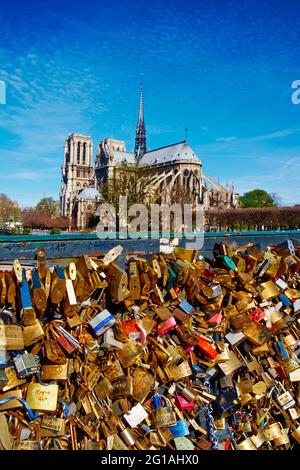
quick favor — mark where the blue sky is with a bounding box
[1,0,300,207]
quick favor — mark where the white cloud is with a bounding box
[216,136,237,142]
[196,128,300,205]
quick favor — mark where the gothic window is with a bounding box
[77,142,81,164]
[193,177,198,193]
[83,142,86,164]
[183,168,190,187]
[77,169,80,178]
[66,140,71,163]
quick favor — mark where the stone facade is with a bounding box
[72,188,104,229]
[95,139,237,208]
[60,134,94,219]
[60,87,238,229]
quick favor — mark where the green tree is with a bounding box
[0,194,21,224]
[36,197,59,217]
[100,162,155,207]
[239,189,278,208]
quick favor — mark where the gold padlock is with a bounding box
[26,383,58,411]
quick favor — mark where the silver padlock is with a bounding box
[120,427,135,447]
[13,352,40,378]
[276,382,295,410]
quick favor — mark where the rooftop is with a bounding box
[76,187,104,201]
[141,140,200,165]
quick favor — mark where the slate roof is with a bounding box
[141,140,200,165]
[76,188,104,200]
[113,151,136,164]
[108,140,200,166]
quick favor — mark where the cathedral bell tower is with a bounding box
[60,134,94,219]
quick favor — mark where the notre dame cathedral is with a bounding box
[60,84,238,229]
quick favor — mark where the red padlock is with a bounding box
[207,312,223,325]
[197,337,218,360]
[176,395,196,411]
[50,324,79,355]
[156,316,177,336]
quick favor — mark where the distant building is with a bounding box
[60,84,238,229]
[73,187,104,229]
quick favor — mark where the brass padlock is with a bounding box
[41,362,69,381]
[106,262,128,302]
[0,325,24,351]
[26,383,59,411]
[111,376,133,399]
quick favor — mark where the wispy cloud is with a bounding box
[7,170,50,181]
[0,1,300,208]
[216,136,237,142]
[197,128,300,205]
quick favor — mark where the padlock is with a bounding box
[50,266,66,304]
[152,396,177,429]
[124,403,148,428]
[235,436,257,450]
[111,376,133,399]
[0,324,24,351]
[13,352,40,378]
[118,340,143,368]
[102,328,124,350]
[41,362,69,381]
[128,260,141,300]
[49,323,80,355]
[18,269,36,325]
[40,415,66,438]
[169,419,190,437]
[89,308,115,337]
[197,337,218,360]
[31,268,47,313]
[26,382,58,411]
[44,332,67,365]
[178,299,194,314]
[274,338,290,360]
[118,421,136,447]
[176,395,196,411]
[176,381,198,401]
[275,382,296,410]
[153,306,173,321]
[106,262,128,302]
[156,317,177,336]
[5,272,16,307]
[273,239,296,257]
[132,367,155,403]
[23,319,45,347]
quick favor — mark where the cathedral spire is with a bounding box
[138,80,144,125]
[135,79,146,160]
